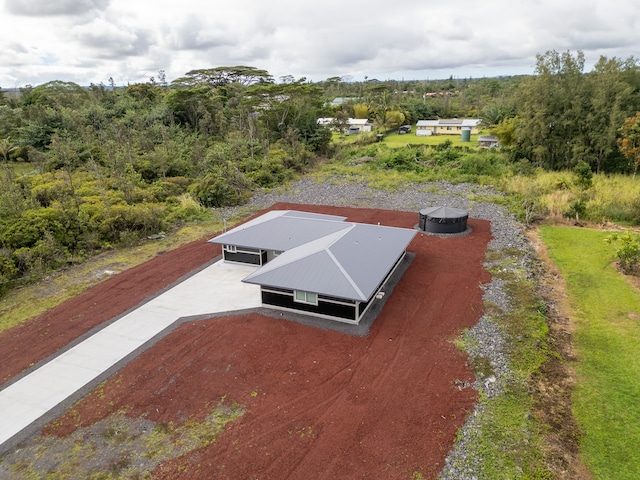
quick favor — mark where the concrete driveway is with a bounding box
[0,260,261,452]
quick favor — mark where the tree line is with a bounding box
[0,53,639,295]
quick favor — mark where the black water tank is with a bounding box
[419,206,468,234]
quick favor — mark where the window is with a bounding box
[294,290,318,305]
[224,245,237,253]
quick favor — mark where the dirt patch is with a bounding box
[525,228,593,480]
[3,204,492,479]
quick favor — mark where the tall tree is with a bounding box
[583,56,635,172]
[515,50,587,169]
[618,112,640,176]
[172,66,274,88]
[245,79,325,148]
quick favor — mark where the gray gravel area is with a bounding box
[221,176,534,479]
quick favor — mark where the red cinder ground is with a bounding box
[3,204,492,479]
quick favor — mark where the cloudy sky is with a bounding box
[1,0,639,88]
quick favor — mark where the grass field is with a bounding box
[381,131,489,148]
[333,130,492,148]
[539,226,640,479]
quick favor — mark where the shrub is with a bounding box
[605,231,640,274]
[432,143,461,164]
[98,203,166,242]
[0,251,18,296]
[13,231,67,275]
[166,193,210,222]
[246,150,294,187]
[1,207,64,249]
[459,152,509,177]
[380,147,422,172]
[188,168,251,208]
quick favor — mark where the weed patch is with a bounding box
[0,401,244,479]
[453,246,559,479]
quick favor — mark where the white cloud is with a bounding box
[5,0,110,16]
[71,18,152,58]
[0,0,638,87]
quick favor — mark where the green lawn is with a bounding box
[380,131,490,148]
[539,226,640,479]
[332,130,493,148]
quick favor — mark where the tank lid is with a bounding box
[419,206,468,219]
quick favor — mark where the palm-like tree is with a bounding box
[373,109,405,133]
[0,137,18,163]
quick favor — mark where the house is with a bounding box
[329,97,355,107]
[415,118,481,136]
[346,118,373,134]
[316,117,373,134]
[478,135,499,148]
[209,210,417,324]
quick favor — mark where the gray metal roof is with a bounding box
[209,210,349,251]
[416,119,481,127]
[240,218,417,302]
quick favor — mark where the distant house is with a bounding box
[415,118,481,136]
[329,97,355,107]
[346,118,373,134]
[209,210,416,324]
[316,117,334,127]
[317,117,373,134]
[478,135,499,148]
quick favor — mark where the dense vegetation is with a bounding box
[1,51,640,296]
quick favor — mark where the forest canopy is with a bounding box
[1,52,640,295]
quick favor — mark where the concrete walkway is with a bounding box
[0,260,261,452]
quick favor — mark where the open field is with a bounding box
[333,130,491,148]
[540,226,640,479]
[381,131,490,148]
[0,204,491,478]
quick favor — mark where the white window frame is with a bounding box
[294,290,318,306]
[224,245,237,253]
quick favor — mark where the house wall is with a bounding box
[416,122,480,135]
[347,119,372,133]
[431,125,479,135]
[223,247,267,266]
[261,287,359,323]
[257,251,406,324]
[265,250,282,262]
